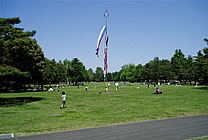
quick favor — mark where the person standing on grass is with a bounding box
[57,84,59,93]
[115,82,119,91]
[60,92,66,108]
[158,82,160,89]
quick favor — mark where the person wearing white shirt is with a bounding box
[115,82,119,91]
[60,92,66,108]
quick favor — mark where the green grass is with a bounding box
[0,82,208,136]
[188,136,208,140]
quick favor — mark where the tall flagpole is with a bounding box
[104,10,109,92]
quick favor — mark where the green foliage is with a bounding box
[194,46,208,84]
[56,60,67,82]
[0,65,30,90]
[111,72,120,81]
[87,68,95,81]
[69,58,88,85]
[95,67,104,81]
[0,17,45,89]
[43,59,57,84]
[171,49,187,81]
[119,64,137,82]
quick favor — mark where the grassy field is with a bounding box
[0,82,208,136]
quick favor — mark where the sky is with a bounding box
[1,0,208,72]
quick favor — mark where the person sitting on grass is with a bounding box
[153,88,162,94]
[60,92,66,108]
[85,86,88,91]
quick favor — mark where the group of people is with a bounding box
[58,81,165,108]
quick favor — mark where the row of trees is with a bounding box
[108,46,208,84]
[45,43,208,85]
[0,17,208,91]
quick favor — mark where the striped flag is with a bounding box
[96,26,107,57]
[104,34,109,81]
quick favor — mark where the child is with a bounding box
[153,88,162,94]
[60,92,66,108]
[156,88,162,94]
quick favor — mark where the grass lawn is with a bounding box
[188,136,208,140]
[0,82,208,136]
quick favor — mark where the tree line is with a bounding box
[0,17,208,91]
[109,46,208,85]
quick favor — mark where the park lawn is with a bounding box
[189,136,208,140]
[0,82,208,136]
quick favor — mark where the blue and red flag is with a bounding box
[96,26,107,57]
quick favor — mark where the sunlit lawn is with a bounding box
[0,82,208,136]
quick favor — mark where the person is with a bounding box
[60,91,66,108]
[156,88,162,94]
[108,82,110,88]
[48,87,53,91]
[56,84,59,93]
[158,82,160,89]
[85,86,88,91]
[153,88,162,94]
[105,86,108,93]
[115,82,119,91]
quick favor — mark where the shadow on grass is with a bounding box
[0,89,47,93]
[192,86,208,91]
[0,97,44,107]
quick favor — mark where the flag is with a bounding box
[104,34,109,81]
[96,26,107,57]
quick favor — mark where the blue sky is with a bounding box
[1,0,208,72]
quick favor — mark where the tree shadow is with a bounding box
[0,97,44,107]
[0,89,48,93]
[192,86,208,91]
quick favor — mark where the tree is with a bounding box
[107,72,112,81]
[111,72,120,81]
[171,49,186,82]
[0,17,45,89]
[63,59,71,85]
[119,65,128,81]
[126,64,136,82]
[159,59,175,81]
[0,65,30,90]
[184,55,195,84]
[56,60,67,83]
[204,38,208,45]
[148,57,160,81]
[87,68,95,82]
[194,39,208,84]
[95,67,104,82]
[202,47,208,83]
[69,58,87,85]
[141,63,151,81]
[43,58,57,86]
[134,64,143,82]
